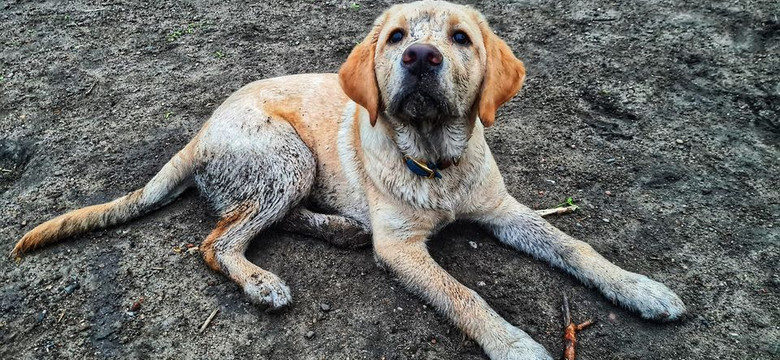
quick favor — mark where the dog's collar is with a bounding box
[403,155,452,179]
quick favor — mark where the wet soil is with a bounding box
[1,0,778,359]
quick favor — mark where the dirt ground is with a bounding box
[1,0,778,359]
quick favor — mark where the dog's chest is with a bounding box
[351,112,490,214]
[371,160,484,212]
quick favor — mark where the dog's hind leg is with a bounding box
[279,207,371,248]
[195,115,316,310]
[200,204,295,311]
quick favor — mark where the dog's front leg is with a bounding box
[372,207,552,360]
[471,195,686,321]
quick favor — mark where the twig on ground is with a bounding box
[536,205,579,217]
[85,82,97,96]
[562,293,595,360]
[199,309,219,333]
[57,310,66,323]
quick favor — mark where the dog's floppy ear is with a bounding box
[339,24,383,126]
[475,17,526,128]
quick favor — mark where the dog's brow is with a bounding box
[407,15,449,39]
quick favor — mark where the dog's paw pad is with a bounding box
[243,277,292,312]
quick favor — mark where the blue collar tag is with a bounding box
[404,156,442,179]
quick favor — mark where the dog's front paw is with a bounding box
[611,273,686,321]
[242,275,292,312]
[483,324,553,360]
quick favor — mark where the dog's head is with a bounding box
[338,0,525,128]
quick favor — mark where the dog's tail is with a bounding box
[11,140,199,257]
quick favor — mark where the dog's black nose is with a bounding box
[402,44,443,75]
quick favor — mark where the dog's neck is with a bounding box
[384,114,475,165]
[357,108,491,202]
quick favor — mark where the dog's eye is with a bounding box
[388,30,405,44]
[452,31,470,45]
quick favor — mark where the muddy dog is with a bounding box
[12,1,685,358]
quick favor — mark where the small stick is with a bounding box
[562,293,595,360]
[85,82,97,96]
[199,309,219,333]
[57,310,66,323]
[536,205,579,217]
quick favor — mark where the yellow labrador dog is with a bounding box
[13,1,685,358]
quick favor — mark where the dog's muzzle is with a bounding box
[389,44,451,123]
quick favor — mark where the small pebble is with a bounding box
[602,218,610,223]
[129,301,142,312]
[319,303,331,312]
[477,281,486,287]
[608,312,617,323]
[605,191,612,196]
[129,297,144,312]
[63,282,80,295]
[469,241,478,249]
[304,331,315,339]
[675,139,684,144]
[697,316,711,327]
[36,310,47,323]
[95,328,113,340]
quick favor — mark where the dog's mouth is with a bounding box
[387,75,453,124]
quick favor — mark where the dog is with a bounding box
[12,1,685,359]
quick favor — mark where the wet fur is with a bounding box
[13,2,684,359]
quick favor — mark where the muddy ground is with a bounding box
[1,0,778,359]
